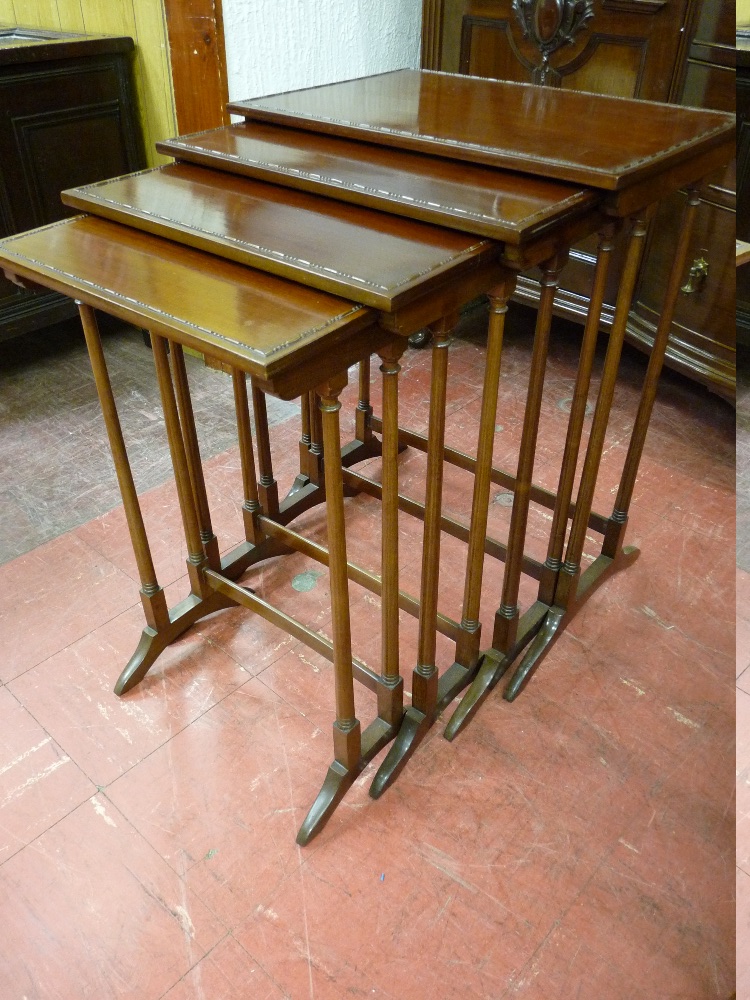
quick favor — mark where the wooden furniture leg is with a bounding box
[111,330,234,694]
[233,368,264,546]
[341,356,386,467]
[536,222,620,608]
[453,274,517,673]
[502,211,653,700]
[504,192,701,700]
[356,357,374,445]
[251,381,280,516]
[169,342,220,569]
[289,389,314,491]
[497,215,642,698]
[296,373,364,844]
[602,188,702,558]
[376,342,406,729]
[216,368,291,579]
[370,315,456,797]
[444,253,566,739]
[77,304,171,692]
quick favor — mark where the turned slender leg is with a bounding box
[602,187,702,558]
[308,390,324,481]
[444,254,565,739]
[494,252,566,651]
[296,391,324,485]
[232,368,264,546]
[297,373,362,844]
[356,356,374,446]
[551,210,654,615]
[78,304,170,675]
[502,213,653,702]
[376,342,406,728]
[251,382,280,515]
[151,335,210,596]
[169,343,220,569]
[537,222,619,605]
[454,274,517,670]
[370,315,456,797]
[296,389,313,481]
[107,330,233,694]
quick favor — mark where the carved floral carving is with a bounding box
[512,0,595,83]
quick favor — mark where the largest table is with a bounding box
[0,71,734,844]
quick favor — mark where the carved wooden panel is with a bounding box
[435,0,689,100]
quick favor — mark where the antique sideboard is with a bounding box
[421,0,736,398]
[0,25,144,340]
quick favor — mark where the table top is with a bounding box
[0,215,387,397]
[229,70,735,193]
[737,240,750,267]
[158,121,599,244]
[62,162,505,311]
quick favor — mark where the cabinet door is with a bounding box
[627,0,736,396]
[430,0,689,100]
[737,44,750,347]
[0,47,145,340]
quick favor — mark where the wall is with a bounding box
[740,0,750,29]
[222,0,422,102]
[0,0,175,165]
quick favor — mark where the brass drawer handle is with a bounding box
[681,252,709,294]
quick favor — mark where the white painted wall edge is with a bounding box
[222,0,422,102]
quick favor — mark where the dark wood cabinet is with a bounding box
[422,0,736,399]
[737,36,750,347]
[0,26,145,341]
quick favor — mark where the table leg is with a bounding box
[444,254,566,738]
[297,373,363,844]
[341,356,387,468]
[251,381,280,516]
[454,274,517,673]
[112,330,233,694]
[376,342,406,729]
[370,314,456,798]
[503,210,653,701]
[288,390,314,495]
[537,222,619,607]
[77,305,168,685]
[602,187,702,559]
[356,357,374,446]
[232,368,263,546]
[169,343,220,570]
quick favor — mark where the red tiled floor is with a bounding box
[0,686,94,864]
[160,934,286,1000]
[0,796,227,999]
[0,319,735,998]
[8,604,252,786]
[0,532,138,684]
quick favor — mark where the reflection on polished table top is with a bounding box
[228,69,734,196]
[155,119,599,243]
[0,214,384,399]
